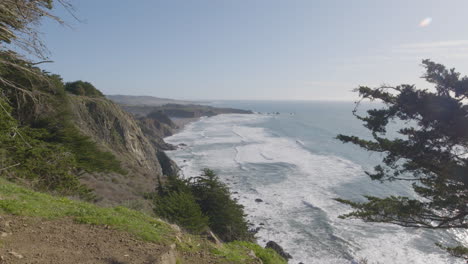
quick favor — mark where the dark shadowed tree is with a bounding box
[65,81,104,97]
[0,0,72,57]
[336,59,468,258]
[1,0,73,109]
[189,169,253,242]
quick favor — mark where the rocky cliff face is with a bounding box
[67,95,176,205]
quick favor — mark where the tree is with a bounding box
[336,60,468,257]
[65,81,104,97]
[189,169,253,242]
[153,170,253,241]
[0,0,73,97]
[0,0,71,57]
[154,191,209,234]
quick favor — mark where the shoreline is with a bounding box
[170,117,201,135]
[163,113,295,261]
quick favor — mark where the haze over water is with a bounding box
[166,101,467,264]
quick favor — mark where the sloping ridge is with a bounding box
[0,179,275,264]
[68,95,174,205]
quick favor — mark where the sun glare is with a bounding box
[419,17,432,27]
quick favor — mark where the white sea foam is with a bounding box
[165,114,466,264]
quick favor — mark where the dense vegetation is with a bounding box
[153,169,253,242]
[337,60,468,258]
[0,59,125,198]
[0,0,124,198]
[65,80,104,97]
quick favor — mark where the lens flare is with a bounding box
[419,17,432,27]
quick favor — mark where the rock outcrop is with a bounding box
[266,241,292,260]
[68,95,175,205]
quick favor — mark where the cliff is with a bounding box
[67,95,177,205]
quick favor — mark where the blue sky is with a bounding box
[40,0,468,100]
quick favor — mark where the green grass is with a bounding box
[229,241,288,264]
[0,178,173,243]
[211,242,254,263]
[212,241,287,264]
[0,178,287,264]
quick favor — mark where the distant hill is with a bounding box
[107,95,253,119]
[106,94,197,106]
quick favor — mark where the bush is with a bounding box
[0,63,124,197]
[153,170,252,242]
[49,122,126,174]
[154,191,209,234]
[0,97,93,199]
[65,81,104,97]
[229,241,287,264]
[190,169,253,242]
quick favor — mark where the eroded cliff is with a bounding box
[68,95,176,205]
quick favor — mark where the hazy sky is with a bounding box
[40,0,468,101]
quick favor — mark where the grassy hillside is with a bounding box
[0,178,286,264]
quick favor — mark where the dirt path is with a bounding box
[0,215,172,264]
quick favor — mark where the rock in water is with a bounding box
[265,241,292,260]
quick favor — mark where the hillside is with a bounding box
[106,95,196,106]
[0,178,285,264]
[66,95,178,206]
[120,104,253,119]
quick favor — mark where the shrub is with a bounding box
[190,169,253,242]
[0,97,93,199]
[65,81,104,97]
[153,170,252,242]
[0,64,124,197]
[154,191,209,234]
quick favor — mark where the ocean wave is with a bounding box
[165,113,465,264]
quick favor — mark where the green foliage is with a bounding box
[229,241,287,264]
[48,121,126,174]
[0,96,93,198]
[154,191,209,234]
[190,169,253,242]
[65,81,104,97]
[0,0,59,72]
[436,243,468,260]
[336,60,468,257]
[0,54,124,195]
[154,170,252,242]
[212,241,287,264]
[154,175,208,234]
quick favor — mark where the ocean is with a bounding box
[165,100,467,264]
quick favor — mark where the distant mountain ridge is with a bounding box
[106,94,197,106]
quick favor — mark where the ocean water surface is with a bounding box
[165,101,467,264]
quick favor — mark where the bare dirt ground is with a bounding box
[0,215,224,264]
[0,215,171,264]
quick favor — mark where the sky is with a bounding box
[39,0,468,101]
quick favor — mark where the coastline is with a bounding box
[170,117,201,134]
[163,113,296,261]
